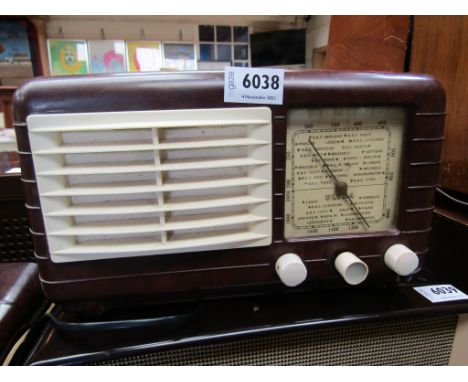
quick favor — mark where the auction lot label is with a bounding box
[414,285,468,303]
[224,66,284,105]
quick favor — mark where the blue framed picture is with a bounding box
[0,20,31,63]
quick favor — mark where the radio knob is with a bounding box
[384,244,419,276]
[334,252,369,285]
[275,253,307,287]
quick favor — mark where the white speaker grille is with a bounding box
[27,107,272,262]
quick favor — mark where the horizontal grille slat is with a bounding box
[40,177,269,197]
[27,107,272,263]
[49,213,269,236]
[30,119,268,133]
[37,158,269,176]
[33,138,269,155]
[45,195,269,217]
[52,231,270,260]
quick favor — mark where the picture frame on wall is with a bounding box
[0,18,35,86]
[0,20,32,64]
[88,40,127,74]
[47,39,89,76]
[0,17,44,80]
[162,42,197,71]
[126,41,162,72]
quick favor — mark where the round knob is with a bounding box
[334,251,369,285]
[384,244,419,276]
[275,253,307,287]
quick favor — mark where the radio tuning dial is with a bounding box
[384,244,419,276]
[275,253,307,287]
[284,107,406,239]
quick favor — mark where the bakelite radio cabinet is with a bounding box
[13,70,445,311]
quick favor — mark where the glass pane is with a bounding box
[48,39,89,75]
[89,40,126,73]
[126,41,161,72]
[217,44,232,61]
[199,44,215,61]
[234,44,248,60]
[284,107,406,238]
[163,43,196,70]
[199,25,215,42]
[216,25,232,42]
[234,61,248,67]
[234,26,249,42]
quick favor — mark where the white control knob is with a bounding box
[334,252,369,285]
[384,244,419,276]
[275,253,307,287]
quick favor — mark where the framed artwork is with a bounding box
[162,43,197,71]
[0,20,31,63]
[126,41,161,72]
[0,17,43,77]
[88,40,126,74]
[48,39,89,76]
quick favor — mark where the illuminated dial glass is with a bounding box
[284,107,405,238]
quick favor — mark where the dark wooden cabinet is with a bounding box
[325,16,410,72]
[325,15,468,194]
[410,16,468,194]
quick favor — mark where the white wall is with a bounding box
[45,16,298,41]
[46,19,197,42]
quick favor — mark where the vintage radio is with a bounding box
[13,71,445,311]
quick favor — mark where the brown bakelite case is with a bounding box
[13,71,445,311]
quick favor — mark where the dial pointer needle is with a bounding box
[343,193,370,229]
[308,137,339,184]
[308,137,370,229]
